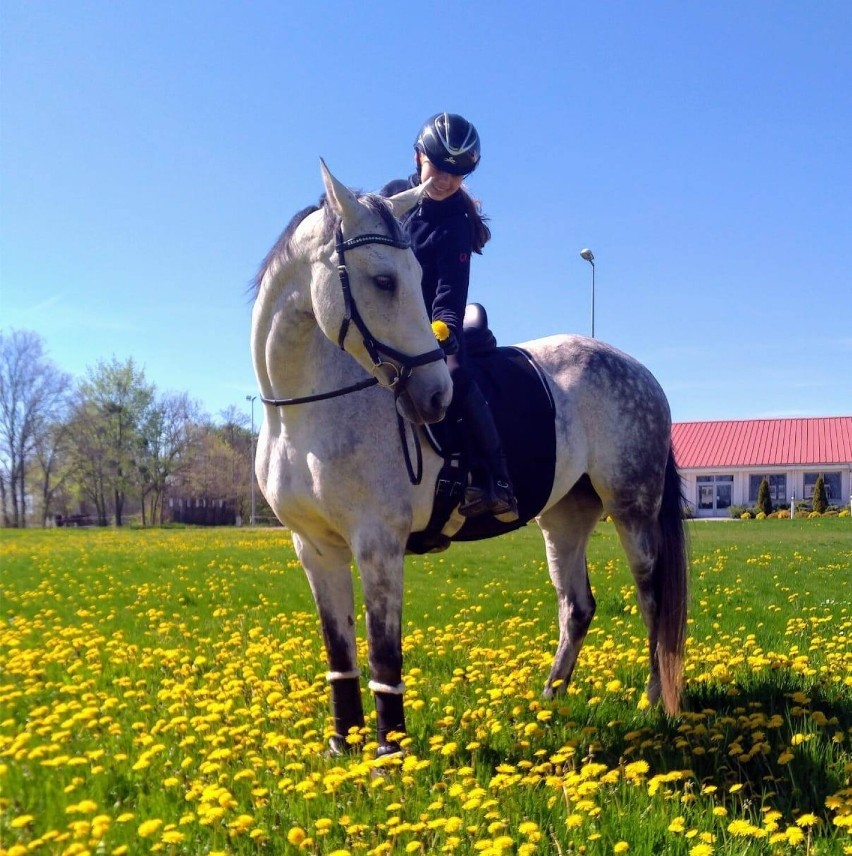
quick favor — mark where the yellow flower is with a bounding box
[287,827,307,846]
[785,826,806,845]
[689,845,714,856]
[614,843,629,853]
[161,831,185,844]
[431,320,451,342]
[137,819,163,838]
[796,814,819,828]
[10,815,35,829]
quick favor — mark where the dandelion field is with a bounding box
[1,520,850,856]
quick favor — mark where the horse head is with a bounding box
[314,162,452,425]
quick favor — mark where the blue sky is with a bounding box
[2,0,850,425]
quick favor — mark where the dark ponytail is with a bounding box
[460,188,491,254]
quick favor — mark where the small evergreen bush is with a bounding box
[812,475,828,514]
[757,478,773,516]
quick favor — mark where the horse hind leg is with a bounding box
[612,459,687,716]
[538,476,603,699]
[293,533,365,753]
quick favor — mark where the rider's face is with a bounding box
[417,154,464,201]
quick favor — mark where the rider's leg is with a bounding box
[448,360,519,522]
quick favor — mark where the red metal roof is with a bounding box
[671,417,852,469]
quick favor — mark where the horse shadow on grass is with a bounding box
[455,675,850,821]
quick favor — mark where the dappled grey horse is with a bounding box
[251,163,688,757]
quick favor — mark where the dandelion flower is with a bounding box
[137,819,163,838]
[614,842,629,853]
[785,826,806,845]
[287,827,307,846]
[689,845,714,856]
[796,814,819,828]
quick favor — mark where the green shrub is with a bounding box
[812,475,828,514]
[757,478,773,516]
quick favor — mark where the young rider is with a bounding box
[382,113,519,522]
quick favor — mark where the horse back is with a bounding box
[520,334,673,504]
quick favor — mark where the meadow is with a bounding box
[1,519,850,855]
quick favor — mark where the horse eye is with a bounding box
[373,275,396,293]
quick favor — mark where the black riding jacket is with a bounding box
[381,175,474,340]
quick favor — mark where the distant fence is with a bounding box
[169,498,236,527]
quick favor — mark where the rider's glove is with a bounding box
[431,320,459,356]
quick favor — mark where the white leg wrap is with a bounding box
[368,680,405,695]
[326,669,361,682]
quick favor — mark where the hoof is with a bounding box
[645,679,662,706]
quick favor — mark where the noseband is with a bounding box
[259,227,445,404]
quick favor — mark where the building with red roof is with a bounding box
[671,416,852,517]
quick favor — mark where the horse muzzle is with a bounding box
[394,365,452,425]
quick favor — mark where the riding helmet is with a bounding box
[415,112,481,176]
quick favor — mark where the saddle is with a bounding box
[406,304,557,554]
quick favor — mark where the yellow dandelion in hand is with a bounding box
[431,320,451,342]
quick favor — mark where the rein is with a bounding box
[260,226,446,484]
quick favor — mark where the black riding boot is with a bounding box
[456,383,519,523]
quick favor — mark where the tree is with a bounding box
[136,392,200,525]
[812,475,828,514]
[0,330,72,527]
[32,419,74,526]
[69,357,154,526]
[757,478,773,516]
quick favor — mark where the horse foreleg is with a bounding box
[294,533,365,752]
[538,483,602,699]
[353,527,407,756]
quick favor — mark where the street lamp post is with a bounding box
[245,395,257,526]
[580,248,595,338]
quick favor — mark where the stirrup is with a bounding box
[459,483,519,523]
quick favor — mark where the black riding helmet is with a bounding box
[415,112,481,176]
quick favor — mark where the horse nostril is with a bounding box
[431,388,450,416]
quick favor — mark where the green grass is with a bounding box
[1,520,850,855]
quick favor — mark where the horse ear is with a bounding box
[386,180,432,218]
[320,159,361,222]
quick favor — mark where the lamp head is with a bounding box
[580,248,595,263]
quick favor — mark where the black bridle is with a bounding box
[259,227,447,483]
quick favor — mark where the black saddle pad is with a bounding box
[453,346,556,541]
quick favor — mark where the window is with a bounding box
[749,474,787,504]
[697,474,733,513]
[804,471,842,504]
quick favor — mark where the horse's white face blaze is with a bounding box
[316,163,452,424]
